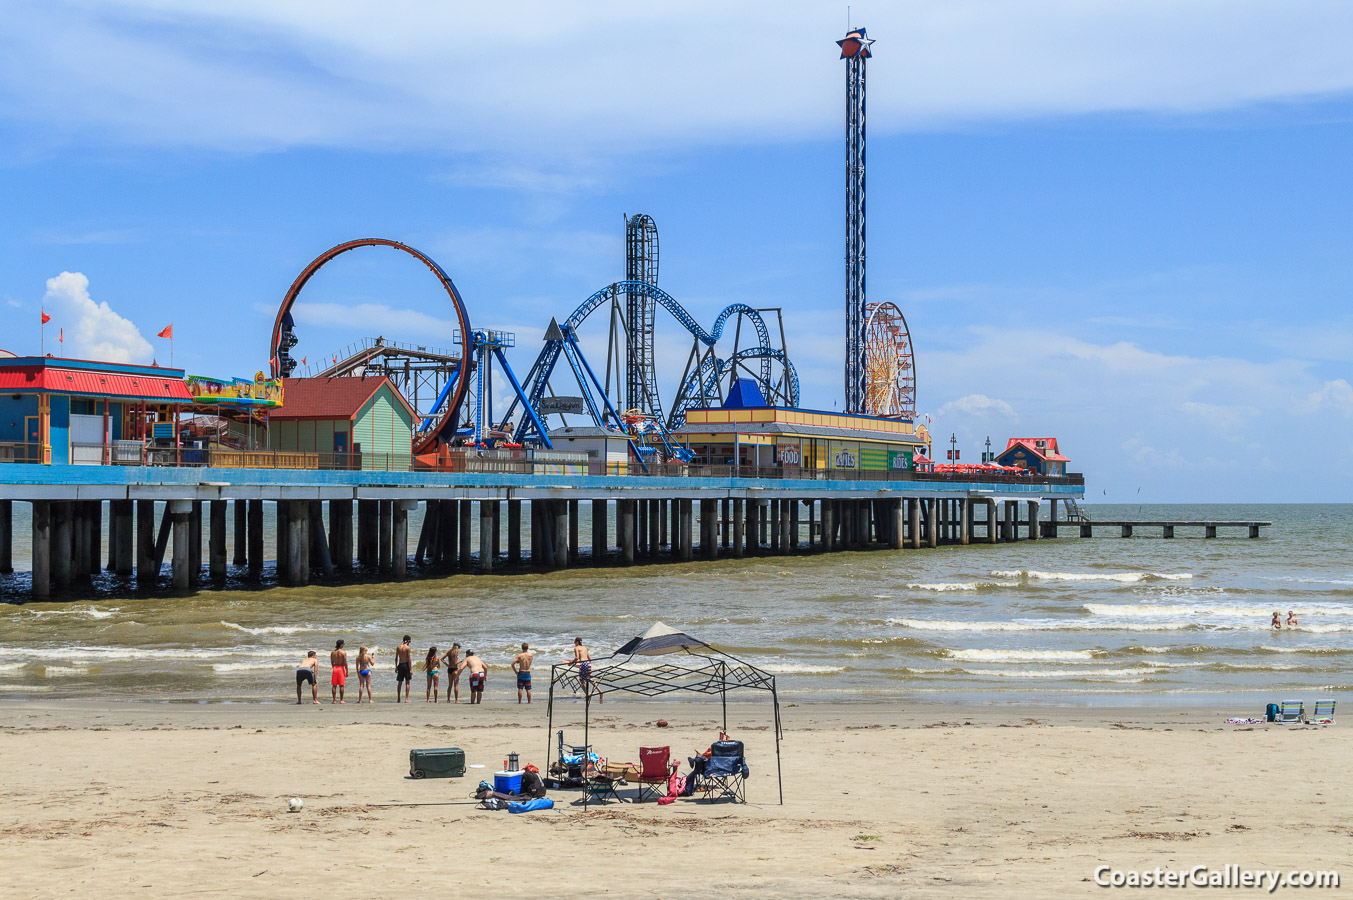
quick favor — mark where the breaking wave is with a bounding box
[992,570,1193,583]
[942,648,1098,662]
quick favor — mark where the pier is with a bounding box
[1050,519,1271,539]
[0,462,1084,598]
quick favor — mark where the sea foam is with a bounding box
[992,570,1192,583]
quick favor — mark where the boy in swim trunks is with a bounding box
[511,642,534,704]
[295,651,319,705]
[330,640,349,704]
[566,637,601,704]
[456,651,487,705]
[395,635,413,703]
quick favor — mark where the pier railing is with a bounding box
[23,442,1085,488]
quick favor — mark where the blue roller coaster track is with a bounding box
[498,280,793,444]
[669,347,800,428]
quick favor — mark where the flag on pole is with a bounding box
[41,310,51,325]
[157,324,173,339]
[58,328,63,343]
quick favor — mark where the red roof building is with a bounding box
[0,355,191,465]
[271,377,416,468]
[995,437,1069,476]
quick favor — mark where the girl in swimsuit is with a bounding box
[425,646,440,703]
[442,643,461,704]
[356,646,374,704]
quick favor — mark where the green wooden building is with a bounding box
[271,377,416,470]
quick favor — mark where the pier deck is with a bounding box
[0,462,1090,597]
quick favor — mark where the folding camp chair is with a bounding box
[1307,699,1336,725]
[583,768,626,804]
[697,739,749,803]
[1275,700,1305,724]
[634,746,672,802]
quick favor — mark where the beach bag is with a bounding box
[1265,703,1279,722]
[508,798,554,814]
[479,797,509,811]
[519,770,546,799]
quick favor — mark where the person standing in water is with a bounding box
[1271,611,1283,630]
[330,640,349,704]
[1286,610,1300,627]
[441,643,462,704]
[425,645,441,702]
[511,642,534,704]
[355,646,375,703]
[295,650,319,705]
[394,635,413,703]
[456,651,488,704]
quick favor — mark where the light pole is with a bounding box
[984,435,992,464]
[949,432,958,464]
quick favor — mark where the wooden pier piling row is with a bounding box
[1049,519,1272,540]
[0,472,1097,595]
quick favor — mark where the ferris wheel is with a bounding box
[862,301,915,418]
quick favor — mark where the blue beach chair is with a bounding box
[1306,700,1336,725]
[1275,700,1305,724]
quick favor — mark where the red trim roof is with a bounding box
[273,377,416,420]
[0,365,191,401]
[1000,438,1069,463]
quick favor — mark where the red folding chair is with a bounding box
[634,746,672,802]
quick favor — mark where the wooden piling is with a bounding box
[31,501,50,598]
[247,500,264,573]
[378,500,393,573]
[170,500,192,590]
[393,501,410,579]
[591,499,607,562]
[732,498,745,558]
[233,499,247,566]
[357,499,378,567]
[189,502,202,586]
[551,500,567,570]
[209,499,227,579]
[509,499,522,564]
[112,499,133,576]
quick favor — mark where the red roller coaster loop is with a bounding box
[269,238,473,455]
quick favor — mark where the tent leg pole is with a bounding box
[582,693,590,810]
[546,673,555,782]
[773,686,784,805]
[721,661,728,735]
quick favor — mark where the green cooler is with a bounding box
[409,747,466,779]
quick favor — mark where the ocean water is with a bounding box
[0,503,1349,706]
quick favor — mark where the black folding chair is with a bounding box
[697,739,748,803]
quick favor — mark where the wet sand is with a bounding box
[0,698,1347,898]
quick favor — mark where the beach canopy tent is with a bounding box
[546,622,783,806]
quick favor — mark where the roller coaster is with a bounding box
[270,218,799,465]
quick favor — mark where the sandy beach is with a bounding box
[0,698,1346,898]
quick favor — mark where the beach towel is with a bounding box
[508,798,554,814]
[657,771,689,805]
[1226,717,1265,725]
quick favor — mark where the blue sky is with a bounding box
[1,1,1350,501]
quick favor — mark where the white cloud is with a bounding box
[2,2,1352,153]
[920,326,1353,500]
[42,271,153,363]
[1302,379,1353,417]
[938,393,1018,420]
